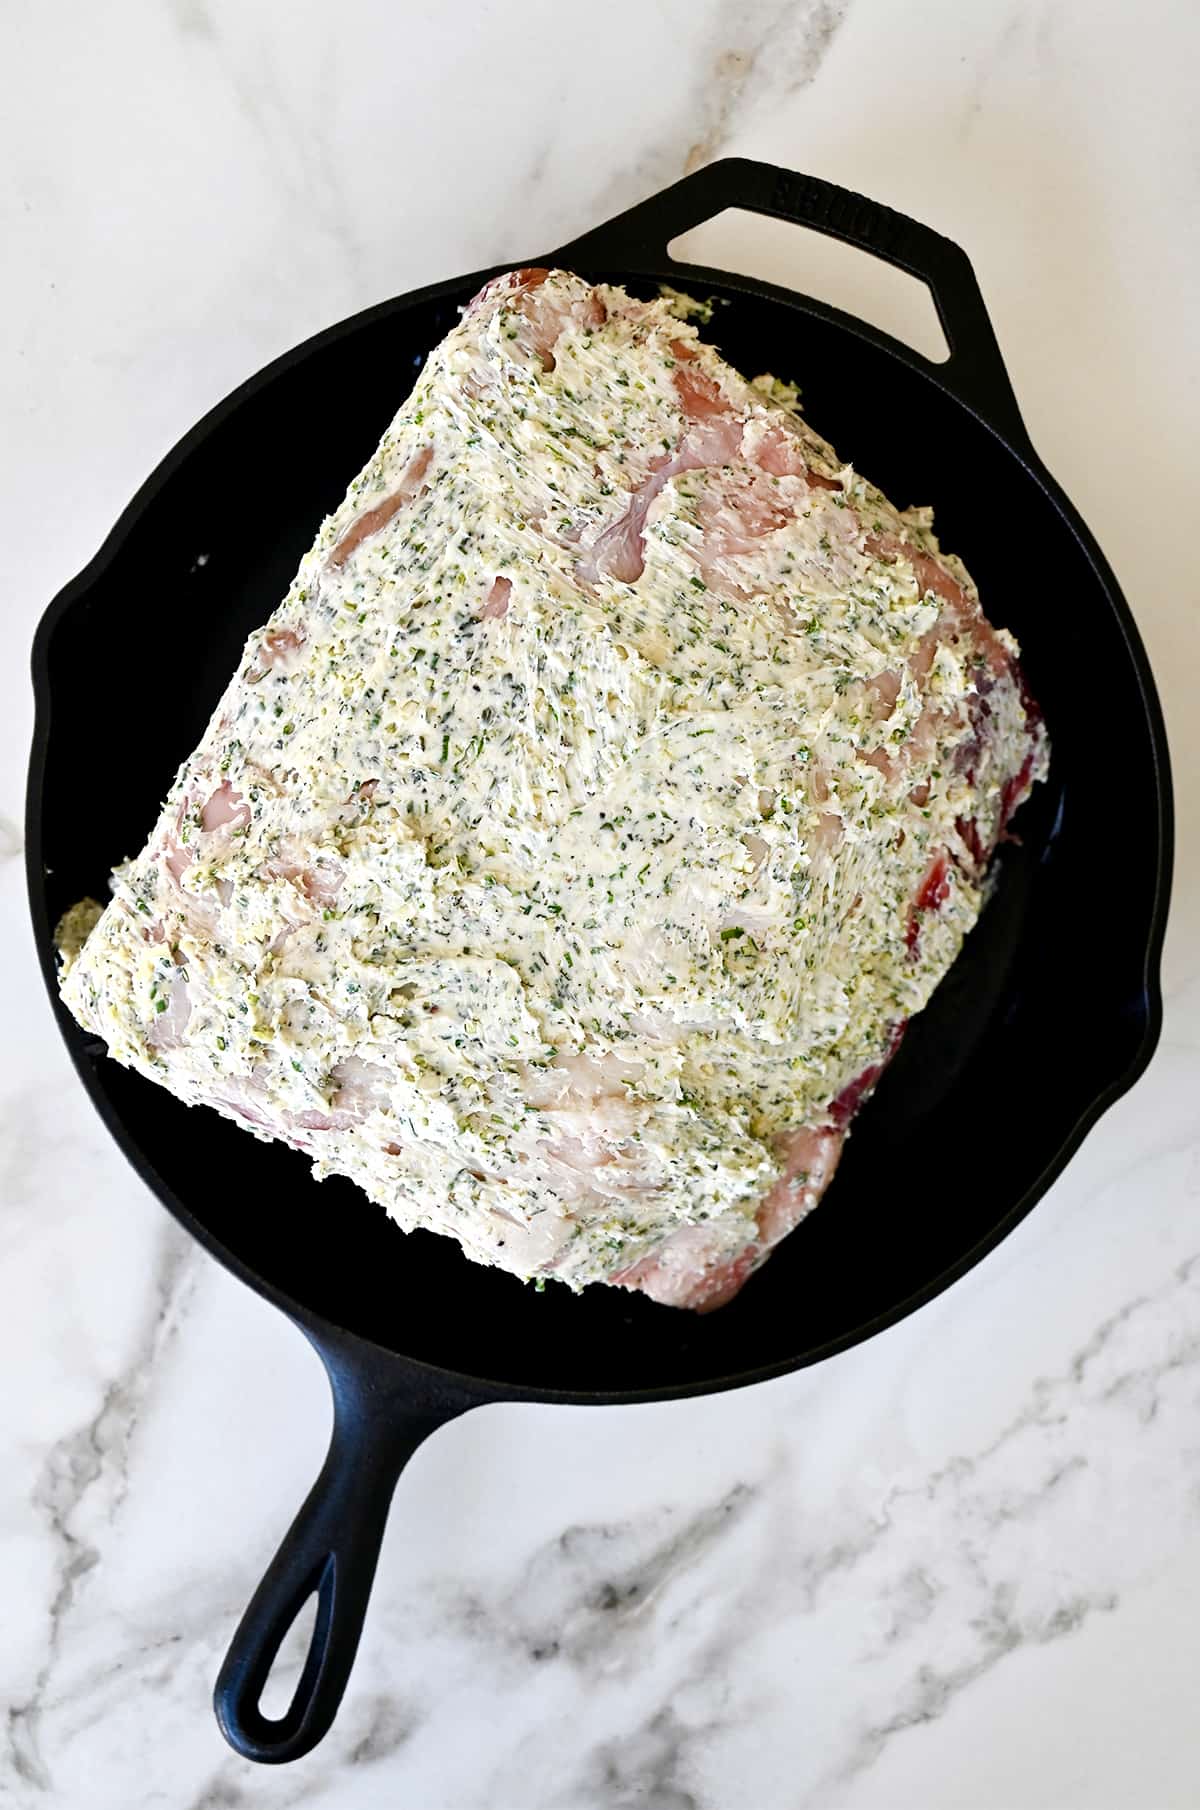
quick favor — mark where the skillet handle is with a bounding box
[213,1345,469,1764]
[555,157,1030,453]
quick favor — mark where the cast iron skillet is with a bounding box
[27,160,1171,1763]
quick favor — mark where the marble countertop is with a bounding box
[3,1,1197,1804]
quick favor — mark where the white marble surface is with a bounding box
[3,0,1197,1803]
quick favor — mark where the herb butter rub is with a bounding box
[59,270,1048,1310]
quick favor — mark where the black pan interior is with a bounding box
[35,273,1160,1396]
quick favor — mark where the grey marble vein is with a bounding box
[165,0,365,291]
[16,1234,1200,1810]
[6,1227,196,1793]
[444,1482,756,1674]
[180,1685,423,1810]
[526,1251,1200,1810]
[170,0,217,40]
[684,0,847,175]
[496,0,850,269]
[184,1760,320,1810]
[828,1582,1120,1800]
[960,4,1030,138]
[342,1692,419,1770]
[576,1705,701,1810]
[800,1260,1200,1798]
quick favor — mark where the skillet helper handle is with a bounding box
[556,156,1030,453]
[213,1353,463,1764]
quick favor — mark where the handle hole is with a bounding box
[668,209,950,364]
[258,1588,321,1721]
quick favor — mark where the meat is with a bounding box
[328,446,432,567]
[59,270,1047,1311]
[611,1124,846,1311]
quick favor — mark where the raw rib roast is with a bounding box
[60,269,1048,1310]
